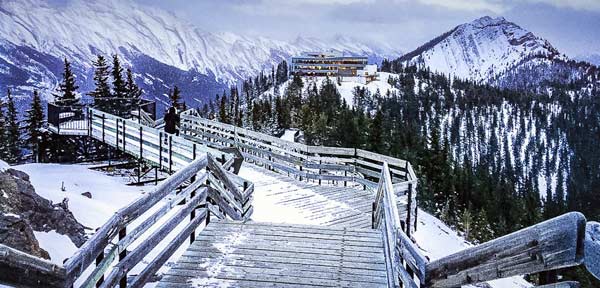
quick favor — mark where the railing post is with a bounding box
[118,227,127,288]
[95,251,104,287]
[190,206,196,244]
[344,170,347,187]
[318,160,322,185]
[299,166,303,181]
[159,133,163,170]
[122,119,127,151]
[115,118,120,150]
[372,202,376,229]
[169,135,173,174]
[139,126,143,159]
[102,113,106,143]
[406,183,413,237]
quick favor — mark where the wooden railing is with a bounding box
[180,109,419,233]
[373,161,599,288]
[1,107,257,288]
[0,153,254,288]
[88,108,233,173]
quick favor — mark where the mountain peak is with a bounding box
[469,16,507,27]
[399,16,563,82]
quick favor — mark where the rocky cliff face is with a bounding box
[0,165,86,260]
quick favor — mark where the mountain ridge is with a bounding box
[0,0,400,113]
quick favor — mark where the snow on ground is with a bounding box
[33,231,77,264]
[280,129,298,142]
[15,163,149,229]
[0,159,8,172]
[415,209,532,288]
[263,73,399,108]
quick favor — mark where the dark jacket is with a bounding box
[164,110,180,134]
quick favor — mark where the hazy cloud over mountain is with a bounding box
[132,0,600,57]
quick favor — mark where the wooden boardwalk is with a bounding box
[158,220,388,288]
[238,164,376,229]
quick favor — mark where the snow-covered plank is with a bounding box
[159,221,388,287]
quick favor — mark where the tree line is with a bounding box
[211,60,599,286]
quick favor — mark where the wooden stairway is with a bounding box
[157,220,388,287]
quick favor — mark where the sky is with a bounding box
[129,1,597,57]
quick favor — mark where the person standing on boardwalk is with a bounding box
[164,106,180,136]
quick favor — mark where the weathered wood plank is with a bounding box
[536,281,580,288]
[425,212,587,287]
[585,221,600,279]
[0,244,67,288]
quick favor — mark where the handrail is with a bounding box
[373,163,594,288]
[64,156,208,286]
[373,162,427,287]
[180,109,416,190]
[180,109,418,234]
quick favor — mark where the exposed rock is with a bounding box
[0,166,87,259]
[0,214,50,260]
[81,192,92,199]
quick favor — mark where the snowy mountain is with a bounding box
[398,16,598,90]
[0,0,400,113]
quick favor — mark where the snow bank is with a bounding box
[0,159,9,172]
[33,231,77,265]
[15,163,149,229]
[264,73,399,109]
[280,129,297,142]
[415,209,532,288]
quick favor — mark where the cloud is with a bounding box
[417,0,507,13]
[527,0,600,12]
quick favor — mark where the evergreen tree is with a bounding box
[219,95,229,124]
[169,86,184,110]
[25,90,44,162]
[111,54,127,98]
[89,55,112,112]
[4,89,20,162]
[125,68,143,100]
[0,97,6,160]
[54,58,79,105]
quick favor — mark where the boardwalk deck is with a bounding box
[158,220,388,288]
[238,164,375,229]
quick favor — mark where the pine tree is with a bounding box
[89,55,111,112]
[5,89,20,162]
[170,86,183,110]
[126,68,142,100]
[25,90,44,162]
[54,58,79,106]
[111,54,127,98]
[368,110,384,153]
[219,95,229,124]
[0,97,6,160]
[125,68,143,112]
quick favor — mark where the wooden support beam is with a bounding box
[0,244,67,288]
[585,221,600,279]
[536,281,580,288]
[424,212,587,288]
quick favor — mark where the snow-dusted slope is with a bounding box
[399,16,562,82]
[415,210,532,288]
[263,73,399,108]
[0,0,398,84]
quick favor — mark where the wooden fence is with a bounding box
[373,161,598,288]
[180,109,419,233]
